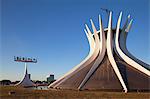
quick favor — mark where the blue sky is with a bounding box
[0,0,149,81]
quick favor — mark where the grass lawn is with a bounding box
[0,86,149,99]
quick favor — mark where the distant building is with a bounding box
[47,74,54,84]
[15,63,35,87]
[14,56,37,87]
[28,74,31,79]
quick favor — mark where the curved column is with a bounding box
[15,63,35,87]
[114,15,130,58]
[119,17,150,69]
[78,15,106,90]
[49,25,95,88]
[106,12,128,92]
[50,19,100,88]
[115,12,150,76]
